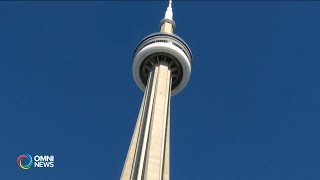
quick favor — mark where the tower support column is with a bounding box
[121,64,172,180]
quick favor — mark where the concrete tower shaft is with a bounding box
[121,1,192,179]
[121,63,171,180]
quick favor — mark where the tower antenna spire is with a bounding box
[160,0,176,33]
[165,0,173,20]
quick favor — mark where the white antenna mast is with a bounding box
[160,0,176,33]
[165,0,173,20]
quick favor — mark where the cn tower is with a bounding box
[121,0,192,179]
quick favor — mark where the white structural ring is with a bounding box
[133,42,191,96]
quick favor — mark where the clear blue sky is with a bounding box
[1,1,320,180]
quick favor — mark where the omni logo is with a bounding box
[17,154,54,170]
[17,154,33,170]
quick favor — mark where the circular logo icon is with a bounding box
[17,154,33,170]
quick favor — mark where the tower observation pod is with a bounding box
[121,1,192,179]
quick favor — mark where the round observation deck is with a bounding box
[132,33,192,96]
